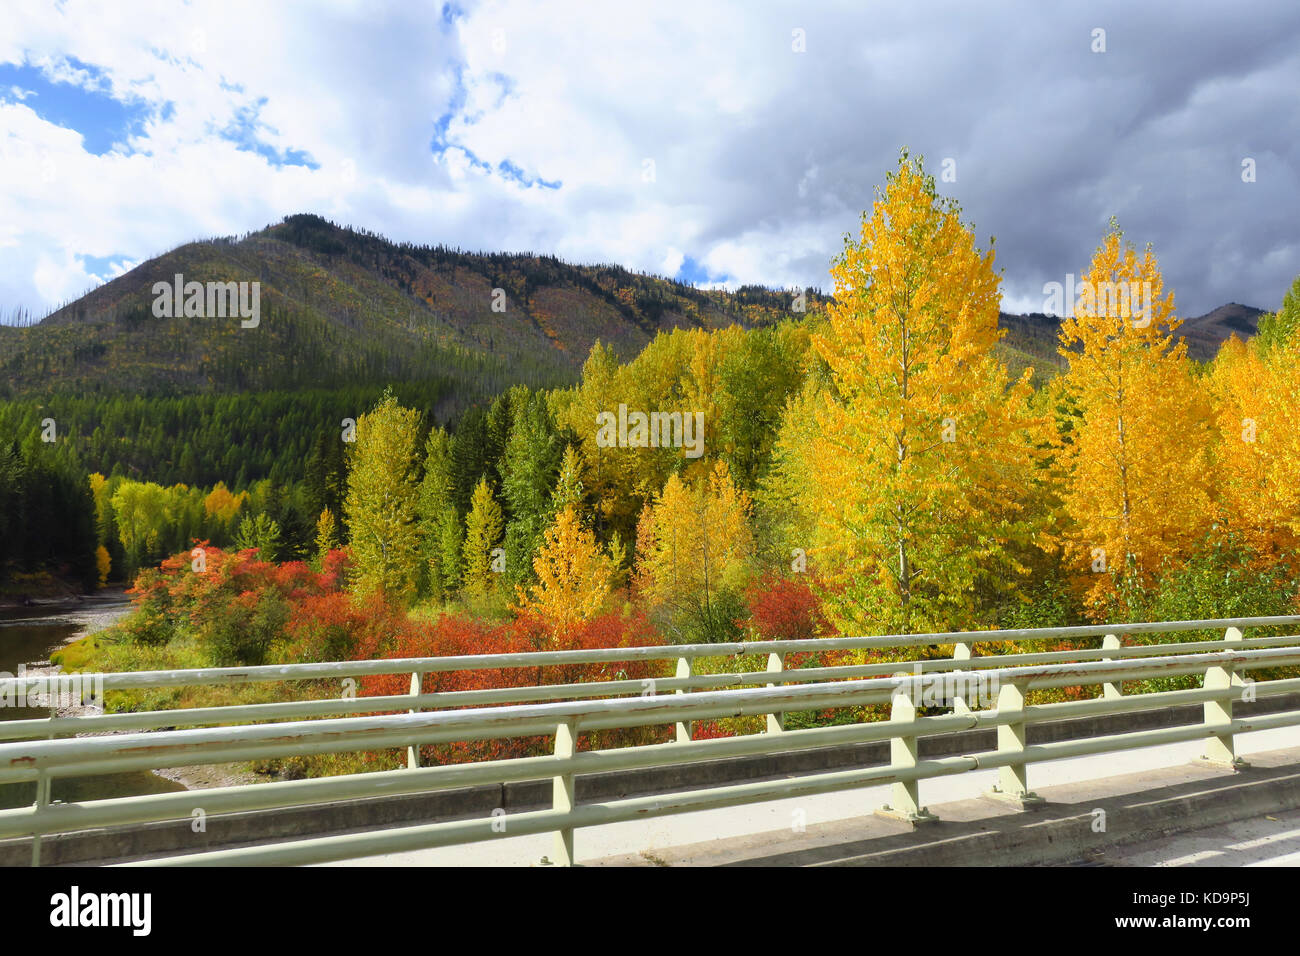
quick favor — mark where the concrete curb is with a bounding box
[723,757,1300,867]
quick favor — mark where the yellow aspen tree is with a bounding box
[94,545,111,588]
[1055,225,1213,612]
[777,151,1044,635]
[1209,333,1300,566]
[630,502,657,600]
[518,504,615,634]
[764,375,829,576]
[680,327,724,477]
[203,482,246,526]
[637,461,753,611]
[556,330,721,545]
[315,507,338,559]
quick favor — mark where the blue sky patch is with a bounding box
[220,98,319,169]
[81,253,135,278]
[675,256,727,286]
[0,57,149,155]
[431,68,558,188]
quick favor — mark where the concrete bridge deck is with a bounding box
[319,726,1300,867]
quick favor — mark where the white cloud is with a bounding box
[1,0,1298,320]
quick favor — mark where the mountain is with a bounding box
[0,214,1263,406]
[0,214,825,410]
[995,302,1267,380]
[1174,302,1267,358]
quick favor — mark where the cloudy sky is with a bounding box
[1,0,1297,322]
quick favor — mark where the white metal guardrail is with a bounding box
[2,616,1296,741]
[1,616,1298,866]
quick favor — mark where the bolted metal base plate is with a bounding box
[985,787,1047,811]
[876,805,941,827]
[1195,755,1252,772]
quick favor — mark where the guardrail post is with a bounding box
[877,683,938,825]
[552,719,577,866]
[407,671,422,770]
[1201,630,1248,770]
[1224,626,1246,688]
[1102,634,1122,699]
[765,652,784,733]
[675,657,692,742]
[31,770,50,867]
[988,681,1044,809]
[952,642,972,714]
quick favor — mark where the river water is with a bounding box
[0,597,187,809]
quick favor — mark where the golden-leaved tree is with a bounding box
[1208,311,1300,567]
[1054,225,1213,612]
[518,504,615,634]
[772,152,1044,635]
[636,460,753,617]
[315,506,338,559]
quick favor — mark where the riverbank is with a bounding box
[0,587,126,615]
[0,569,102,607]
[14,594,260,792]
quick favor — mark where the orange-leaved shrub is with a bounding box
[120,547,677,767]
[121,544,358,666]
[352,608,671,764]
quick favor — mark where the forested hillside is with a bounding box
[0,214,827,405]
[0,204,1275,599]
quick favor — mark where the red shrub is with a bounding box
[689,720,736,740]
[124,546,677,767]
[745,573,832,642]
[350,608,672,765]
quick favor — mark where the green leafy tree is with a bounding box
[234,512,283,561]
[502,392,563,590]
[343,391,423,605]
[462,477,505,598]
[1255,274,1300,353]
[417,426,463,602]
[110,480,170,575]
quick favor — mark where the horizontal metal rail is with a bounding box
[123,709,1300,868]
[5,675,1299,844]
[3,617,1297,867]
[6,630,1295,743]
[6,615,1295,695]
[5,645,1300,782]
[4,618,1297,743]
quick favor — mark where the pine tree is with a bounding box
[450,407,491,515]
[417,426,463,601]
[502,392,563,590]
